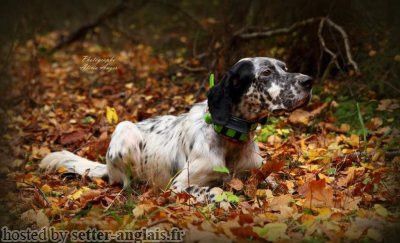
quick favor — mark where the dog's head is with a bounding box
[207,57,312,124]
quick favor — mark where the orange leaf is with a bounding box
[299,179,334,209]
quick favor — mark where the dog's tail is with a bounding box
[40,150,108,179]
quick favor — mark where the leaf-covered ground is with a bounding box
[1,32,400,242]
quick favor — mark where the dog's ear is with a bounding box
[207,73,233,125]
[207,60,255,125]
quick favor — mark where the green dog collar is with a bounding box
[204,112,260,142]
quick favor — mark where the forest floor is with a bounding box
[1,32,400,242]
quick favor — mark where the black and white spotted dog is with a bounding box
[40,57,312,202]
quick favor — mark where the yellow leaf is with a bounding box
[318,173,334,184]
[184,94,194,104]
[106,106,118,124]
[40,184,52,194]
[306,148,327,162]
[68,187,91,200]
[374,204,389,217]
[57,166,68,174]
[299,164,320,172]
[316,207,332,220]
[256,189,273,199]
[346,134,360,147]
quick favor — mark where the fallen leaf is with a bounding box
[59,130,86,145]
[289,103,328,125]
[40,184,52,194]
[68,186,91,200]
[228,178,244,191]
[132,203,153,218]
[288,109,310,125]
[374,204,389,217]
[245,160,284,197]
[106,106,119,124]
[31,146,51,159]
[253,222,289,241]
[299,179,334,208]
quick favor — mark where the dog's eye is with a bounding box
[261,70,271,76]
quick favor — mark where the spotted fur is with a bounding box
[40,57,312,202]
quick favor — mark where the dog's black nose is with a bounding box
[298,75,313,89]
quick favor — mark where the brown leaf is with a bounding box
[230,226,259,239]
[79,189,103,207]
[289,103,328,125]
[245,160,285,197]
[337,167,365,187]
[228,178,244,191]
[58,130,87,145]
[299,179,334,208]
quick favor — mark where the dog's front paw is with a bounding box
[172,184,223,203]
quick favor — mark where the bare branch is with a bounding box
[318,18,340,70]
[236,17,320,39]
[236,17,360,74]
[180,64,207,72]
[325,18,360,74]
[51,0,137,52]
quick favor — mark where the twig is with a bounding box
[236,17,320,39]
[51,0,128,52]
[22,182,51,207]
[180,64,207,72]
[104,187,125,212]
[324,18,360,74]
[318,18,340,70]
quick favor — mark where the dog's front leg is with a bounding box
[170,159,224,203]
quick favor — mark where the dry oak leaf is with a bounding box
[58,130,86,145]
[68,186,91,200]
[245,160,285,197]
[31,146,51,159]
[289,102,328,125]
[132,203,154,218]
[253,222,289,242]
[268,194,293,211]
[228,178,244,191]
[376,99,399,112]
[337,166,365,187]
[299,179,334,208]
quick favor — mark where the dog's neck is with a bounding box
[231,98,269,122]
[204,102,268,143]
[230,99,269,125]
